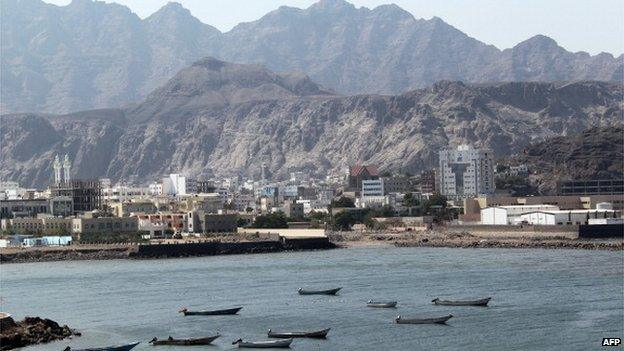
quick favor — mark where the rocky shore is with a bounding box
[0,246,133,264]
[329,231,624,251]
[0,314,79,350]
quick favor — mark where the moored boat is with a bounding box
[432,297,491,306]
[149,335,220,345]
[395,314,453,324]
[63,342,140,351]
[267,328,330,339]
[297,287,341,295]
[178,307,242,316]
[232,338,293,348]
[366,300,397,308]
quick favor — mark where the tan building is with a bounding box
[109,200,157,217]
[1,217,72,235]
[72,216,138,235]
[188,211,237,233]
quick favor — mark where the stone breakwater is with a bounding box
[394,238,624,250]
[0,247,133,264]
[328,231,624,251]
[0,315,79,350]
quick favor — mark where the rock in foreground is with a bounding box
[0,314,78,350]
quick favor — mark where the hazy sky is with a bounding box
[44,0,624,55]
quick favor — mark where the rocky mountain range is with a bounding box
[2,0,622,114]
[1,57,622,187]
[506,126,624,193]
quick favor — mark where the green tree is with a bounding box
[403,193,420,207]
[252,212,289,228]
[331,197,355,208]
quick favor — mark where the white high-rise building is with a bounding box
[162,174,187,196]
[438,145,494,198]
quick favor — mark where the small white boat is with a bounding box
[367,300,397,308]
[233,338,293,348]
[395,314,453,324]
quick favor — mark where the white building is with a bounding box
[518,209,619,226]
[439,145,494,198]
[162,174,187,196]
[361,179,384,197]
[481,205,560,225]
[149,182,163,196]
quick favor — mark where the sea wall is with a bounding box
[133,237,336,258]
[578,224,624,238]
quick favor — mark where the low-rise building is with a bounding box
[284,200,304,220]
[188,211,237,233]
[0,199,49,219]
[72,216,139,235]
[1,217,73,235]
[481,205,560,225]
[138,219,170,239]
[518,209,620,226]
[109,200,157,217]
[135,212,188,233]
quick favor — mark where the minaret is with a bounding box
[53,155,62,184]
[63,154,71,182]
[261,162,267,183]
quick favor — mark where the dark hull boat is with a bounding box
[367,300,397,308]
[179,307,242,316]
[395,315,453,324]
[432,297,491,306]
[150,335,220,345]
[267,328,330,339]
[64,342,140,351]
[297,287,341,295]
[233,338,293,348]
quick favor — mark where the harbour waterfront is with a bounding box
[1,247,622,350]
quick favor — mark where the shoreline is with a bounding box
[1,232,621,264]
[329,231,623,251]
[0,237,336,264]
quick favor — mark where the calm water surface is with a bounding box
[1,247,622,351]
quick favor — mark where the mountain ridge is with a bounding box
[1,0,622,114]
[1,57,622,187]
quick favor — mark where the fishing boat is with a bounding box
[432,297,491,306]
[149,335,220,346]
[232,338,293,348]
[63,342,140,351]
[395,314,453,324]
[366,300,397,308]
[267,328,330,339]
[178,307,242,316]
[297,287,341,295]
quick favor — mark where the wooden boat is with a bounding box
[178,307,242,315]
[149,335,220,345]
[267,328,330,339]
[432,297,491,306]
[297,287,341,295]
[63,342,140,351]
[367,300,397,308]
[395,314,453,324]
[232,338,293,348]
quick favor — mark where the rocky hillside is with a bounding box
[1,0,622,114]
[508,126,624,193]
[1,58,622,187]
